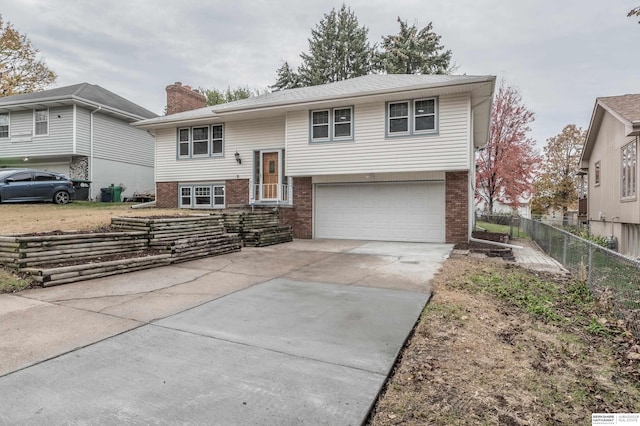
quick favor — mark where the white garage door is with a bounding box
[314,182,446,242]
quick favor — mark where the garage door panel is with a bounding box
[315,182,446,243]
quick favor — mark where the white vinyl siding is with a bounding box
[286,94,470,176]
[0,107,74,157]
[74,107,91,155]
[93,113,154,167]
[155,116,286,182]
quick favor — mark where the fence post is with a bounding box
[588,245,593,290]
[562,234,567,265]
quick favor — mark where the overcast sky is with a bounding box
[2,0,639,149]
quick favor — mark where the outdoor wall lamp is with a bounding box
[234,151,242,164]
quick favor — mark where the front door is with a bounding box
[262,152,279,199]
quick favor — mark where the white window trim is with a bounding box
[386,97,439,138]
[192,126,209,158]
[621,141,637,200]
[211,124,224,156]
[594,160,601,187]
[178,128,191,158]
[178,183,225,209]
[34,108,49,137]
[310,107,353,142]
[413,98,437,134]
[0,112,9,139]
[388,101,410,136]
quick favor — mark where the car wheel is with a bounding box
[53,191,70,205]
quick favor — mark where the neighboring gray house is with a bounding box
[0,83,158,200]
[135,74,496,244]
[580,93,640,257]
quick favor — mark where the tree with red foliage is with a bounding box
[476,81,541,214]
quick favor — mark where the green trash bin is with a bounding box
[112,185,122,203]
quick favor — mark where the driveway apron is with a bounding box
[0,240,451,425]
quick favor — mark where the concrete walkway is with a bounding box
[0,240,452,425]
[511,239,568,274]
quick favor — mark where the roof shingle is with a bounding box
[598,94,640,124]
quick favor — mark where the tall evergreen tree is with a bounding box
[200,86,259,106]
[378,17,452,75]
[271,61,302,91]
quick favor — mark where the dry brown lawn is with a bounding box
[0,202,185,234]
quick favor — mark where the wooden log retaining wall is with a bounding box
[1,212,291,287]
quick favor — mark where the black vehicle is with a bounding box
[0,169,75,204]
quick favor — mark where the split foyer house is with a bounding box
[134,74,496,243]
[580,94,640,257]
[0,83,158,200]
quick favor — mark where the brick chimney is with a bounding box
[165,82,207,115]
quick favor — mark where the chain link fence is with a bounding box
[520,218,640,338]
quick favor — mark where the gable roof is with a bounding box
[580,93,640,167]
[0,83,158,121]
[134,73,495,146]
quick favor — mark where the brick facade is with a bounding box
[225,179,249,207]
[279,177,312,239]
[165,82,207,115]
[156,182,178,208]
[445,171,469,244]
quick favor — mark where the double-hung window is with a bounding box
[34,108,48,136]
[178,128,190,157]
[621,141,637,199]
[192,127,209,156]
[177,124,224,158]
[212,125,223,154]
[0,113,8,138]
[310,107,353,142]
[387,97,438,137]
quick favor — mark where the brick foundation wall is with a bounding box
[225,179,249,207]
[156,182,178,208]
[165,82,207,115]
[279,177,312,239]
[445,171,469,244]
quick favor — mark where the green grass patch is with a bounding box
[0,268,33,293]
[56,201,138,210]
[475,220,529,239]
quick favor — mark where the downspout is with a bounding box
[90,106,101,199]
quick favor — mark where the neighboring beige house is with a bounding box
[580,94,640,257]
[134,74,496,244]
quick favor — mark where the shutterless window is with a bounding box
[312,110,330,140]
[0,113,8,138]
[414,99,436,132]
[212,125,223,154]
[194,186,211,206]
[35,109,48,135]
[333,108,352,138]
[178,128,190,157]
[388,102,409,133]
[180,187,192,207]
[621,141,637,199]
[213,185,225,206]
[594,161,601,186]
[192,127,209,156]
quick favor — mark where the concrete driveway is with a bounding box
[0,239,451,425]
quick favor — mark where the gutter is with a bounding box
[470,237,523,249]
